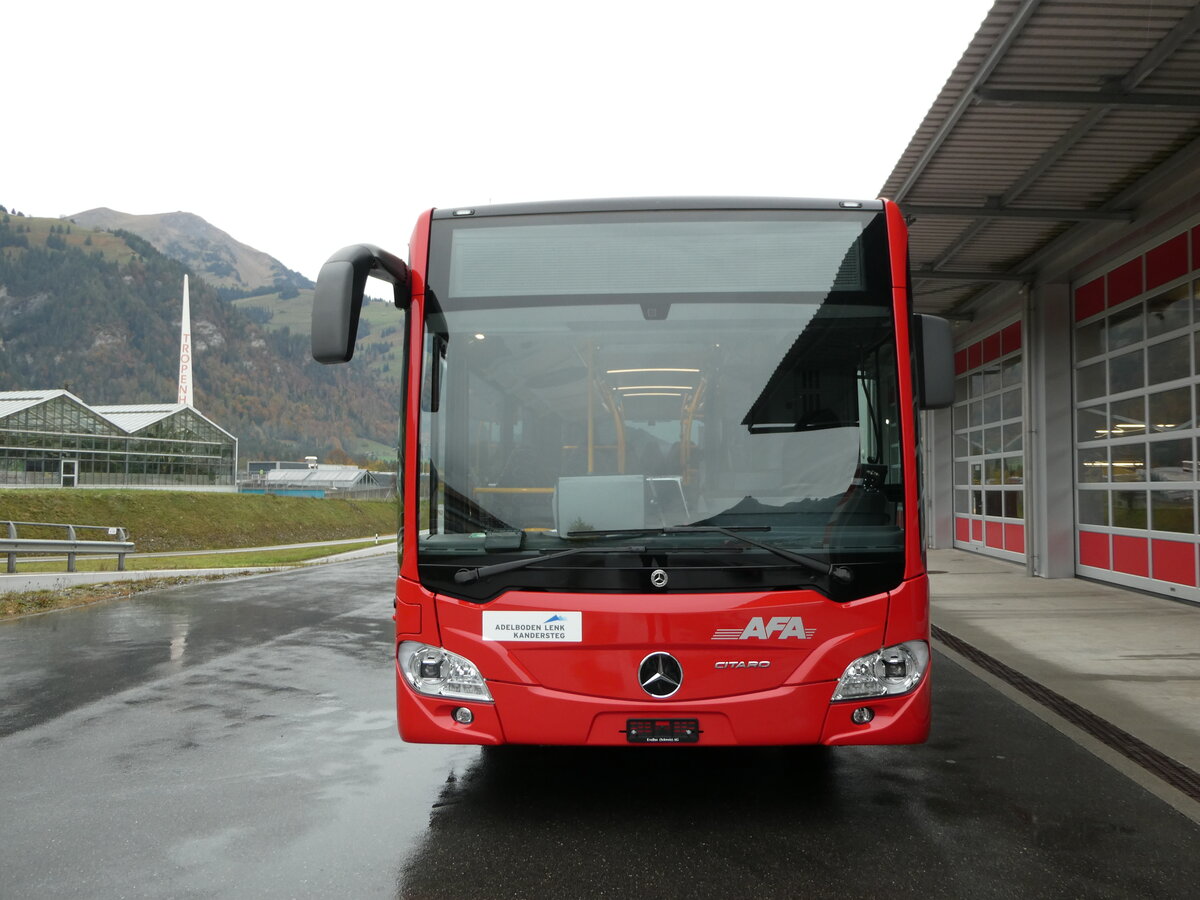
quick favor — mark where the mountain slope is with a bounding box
[0,216,394,462]
[69,207,311,297]
[61,206,404,388]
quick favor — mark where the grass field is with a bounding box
[1,489,398,553]
[1,490,400,617]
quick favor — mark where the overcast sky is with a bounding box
[8,0,994,282]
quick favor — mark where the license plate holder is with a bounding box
[625,718,700,743]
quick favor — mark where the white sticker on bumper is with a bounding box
[482,611,582,642]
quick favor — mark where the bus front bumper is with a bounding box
[395,674,931,746]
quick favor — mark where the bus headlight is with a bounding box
[831,641,929,701]
[398,642,493,702]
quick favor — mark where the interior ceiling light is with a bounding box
[615,385,694,392]
[606,368,700,375]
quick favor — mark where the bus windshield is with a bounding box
[418,208,905,600]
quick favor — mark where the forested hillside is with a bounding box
[0,213,396,462]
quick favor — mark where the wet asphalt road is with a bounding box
[2,557,1199,899]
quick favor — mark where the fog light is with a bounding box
[851,707,875,725]
[453,707,474,725]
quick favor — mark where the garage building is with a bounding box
[893,0,1200,604]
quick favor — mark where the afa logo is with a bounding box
[711,616,816,640]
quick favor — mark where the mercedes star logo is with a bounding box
[650,568,669,589]
[638,652,683,698]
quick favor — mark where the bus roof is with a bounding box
[431,197,886,219]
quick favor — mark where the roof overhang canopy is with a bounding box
[880,0,1200,320]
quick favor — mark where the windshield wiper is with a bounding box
[672,526,853,583]
[568,525,852,584]
[454,544,647,584]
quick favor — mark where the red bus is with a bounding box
[313,198,953,746]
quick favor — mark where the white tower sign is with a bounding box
[177,275,194,406]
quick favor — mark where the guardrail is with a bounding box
[3,521,135,574]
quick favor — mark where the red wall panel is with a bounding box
[1106,258,1144,308]
[985,521,1004,549]
[1001,322,1022,354]
[1145,234,1188,290]
[1078,531,1110,569]
[982,333,1002,364]
[955,517,971,542]
[1112,535,1149,577]
[1152,539,1196,587]
[1004,523,1025,554]
[1075,278,1105,322]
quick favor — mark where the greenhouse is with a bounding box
[0,390,237,489]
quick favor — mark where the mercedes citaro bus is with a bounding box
[312,197,953,746]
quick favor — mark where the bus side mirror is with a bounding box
[915,314,954,409]
[312,243,410,364]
